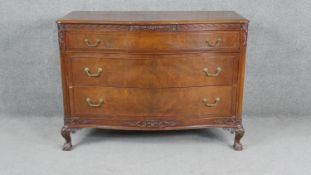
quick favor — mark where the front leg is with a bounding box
[61,125,72,151]
[233,125,245,151]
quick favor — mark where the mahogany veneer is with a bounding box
[57,11,249,151]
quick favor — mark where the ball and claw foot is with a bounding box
[63,142,72,151]
[233,142,243,151]
[61,126,73,151]
[233,125,245,151]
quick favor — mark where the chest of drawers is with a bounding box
[57,11,249,151]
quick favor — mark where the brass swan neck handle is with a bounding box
[84,67,103,77]
[203,67,222,77]
[202,97,221,107]
[205,38,222,47]
[84,39,101,47]
[85,97,104,108]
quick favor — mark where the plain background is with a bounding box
[1,0,311,117]
[1,1,311,175]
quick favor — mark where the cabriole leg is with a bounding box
[233,125,245,151]
[61,125,72,151]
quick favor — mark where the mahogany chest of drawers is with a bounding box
[57,11,249,151]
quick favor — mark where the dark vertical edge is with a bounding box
[57,23,71,119]
[231,53,240,118]
[236,23,248,119]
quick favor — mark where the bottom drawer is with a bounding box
[70,86,234,118]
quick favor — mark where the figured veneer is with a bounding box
[66,31,240,51]
[69,53,238,87]
[70,86,233,117]
[57,11,249,151]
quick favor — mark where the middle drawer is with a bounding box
[69,53,238,88]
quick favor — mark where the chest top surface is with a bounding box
[57,11,249,24]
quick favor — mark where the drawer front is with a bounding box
[70,53,237,87]
[70,86,233,117]
[66,31,240,51]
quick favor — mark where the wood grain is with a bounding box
[66,31,240,51]
[57,11,249,24]
[57,11,249,151]
[69,53,237,87]
[70,86,233,117]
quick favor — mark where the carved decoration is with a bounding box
[65,118,95,125]
[123,120,181,128]
[241,24,248,47]
[61,23,242,32]
[57,24,65,50]
[178,23,242,31]
[129,25,177,31]
[212,118,241,125]
[233,124,245,151]
[63,24,128,31]
[61,125,72,151]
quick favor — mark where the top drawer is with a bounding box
[66,31,240,52]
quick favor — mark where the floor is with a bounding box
[0,114,310,175]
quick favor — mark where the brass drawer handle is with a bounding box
[85,97,104,108]
[84,67,103,77]
[205,38,222,47]
[203,67,222,77]
[84,39,101,47]
[202,97,221,107]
